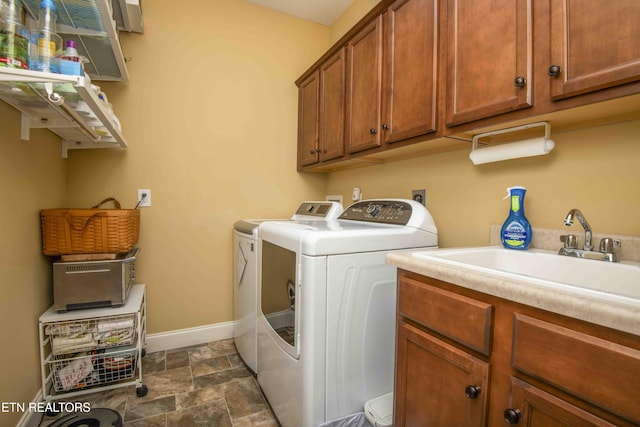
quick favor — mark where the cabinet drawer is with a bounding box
[512,314,640,424]
[398,276,493,355]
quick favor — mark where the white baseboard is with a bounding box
[16,389,42,427]
[145,321,235,353]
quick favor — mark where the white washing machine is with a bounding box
[233,201,343,374]
[257,199,438,426]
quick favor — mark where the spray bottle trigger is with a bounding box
[503,187,512,200]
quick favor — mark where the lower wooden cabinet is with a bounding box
[394,270,640,427]
[395,321,489,426]
[508,378,617,427]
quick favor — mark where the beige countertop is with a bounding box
[387,226,640,336]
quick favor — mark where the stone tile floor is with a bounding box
[38,339,279,426]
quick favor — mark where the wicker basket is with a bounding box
[41,198,140,256]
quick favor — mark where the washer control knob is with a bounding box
[366,204,380,217]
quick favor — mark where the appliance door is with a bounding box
[233,230,257,373]
[260,239,301,359]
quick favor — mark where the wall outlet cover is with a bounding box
[412,189,426,206]
[137,189,151,207]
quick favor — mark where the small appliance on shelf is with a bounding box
[53,248,139,312]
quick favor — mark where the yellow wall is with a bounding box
[326,120,640,247]
[64,0,330,333]
[330,0,380,43]
[0,102,67,425]
[1,1,639,423]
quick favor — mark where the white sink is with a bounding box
[413,247,640,301]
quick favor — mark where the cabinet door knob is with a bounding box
[548,64,561,77]
[370,128,378,135]
[464,385,481,399]
[504,408,521,424]
[513,76,526,87]
[381,123,389,131]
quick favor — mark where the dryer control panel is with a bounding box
[339,200,413,225]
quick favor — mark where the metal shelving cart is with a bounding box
[38,284,147,400]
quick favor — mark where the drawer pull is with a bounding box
[504,408,521,424]
[548,64,561,77]
[465,385,481,399]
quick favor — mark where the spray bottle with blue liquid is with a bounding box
[501,186,532,250]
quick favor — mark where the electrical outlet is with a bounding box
[352,187,362,201]
[137,189,151,207]
[412,189,426,206]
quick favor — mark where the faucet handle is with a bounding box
[560,234,578,249]
[599,238,621,254]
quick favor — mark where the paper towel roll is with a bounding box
[469,137,555,165]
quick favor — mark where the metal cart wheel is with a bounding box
[136,384,148,397]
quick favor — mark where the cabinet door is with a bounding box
[298,71,319,167]
[507,378,617,427]
[394,321,489,426]
[549,0,640,100]
[382,0,439,144]
[346,16,383,154]
[319,49,346,162]
[445,0,532,127]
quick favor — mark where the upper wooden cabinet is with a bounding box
[346,0,440,153]
[297,71,320,168]
[382,0,439,144]
[319,49,347,162]
[445,0,533,127]
[295,0,640,171]
[297,50,347,169]
[548,0,640,100]
[345,16,384,154]
[446,0,640,128]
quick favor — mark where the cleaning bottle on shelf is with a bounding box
[59,38,83,75]
[29,0,62,73]
[61,39,79,61]
[501,186,532,250]
[0,0,29,69]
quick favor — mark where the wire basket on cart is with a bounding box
[39,284,148,400]
[51,345,137,392]
[42,313,141,394]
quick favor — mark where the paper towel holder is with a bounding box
[470,121,555,165]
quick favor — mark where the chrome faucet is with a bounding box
[559,208,621,262]
[563,209,593,250]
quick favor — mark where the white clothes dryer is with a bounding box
[233,201,343,373]
[257,199,438,426]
